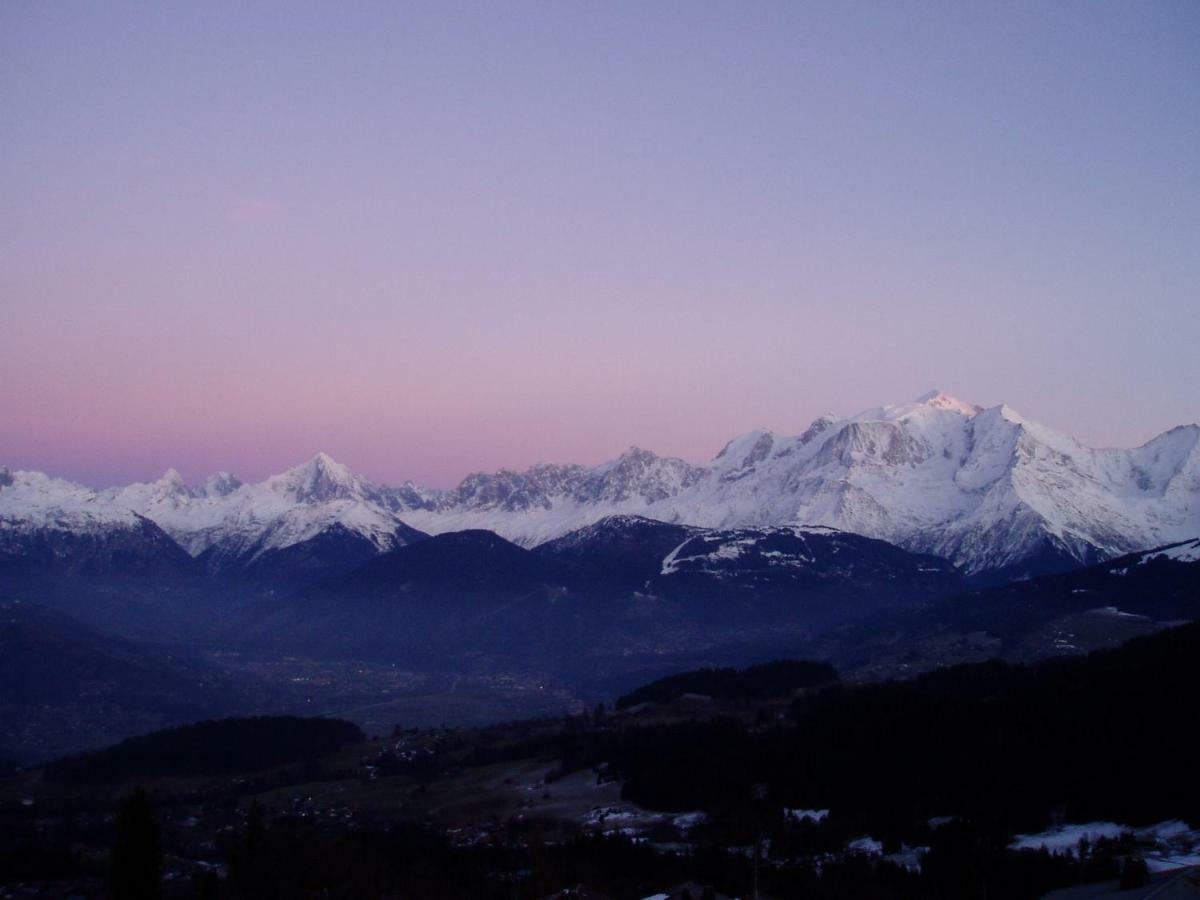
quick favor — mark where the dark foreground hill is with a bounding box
[608,620,1200,832]
[5,623,1199,899]
[615,658,838,708]
[44,715,365,784]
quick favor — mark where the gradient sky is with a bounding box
[2,1,1198,488]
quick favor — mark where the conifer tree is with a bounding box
[110,787,162,900]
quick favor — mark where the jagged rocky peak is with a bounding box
[141,468,191,499]
[383,480,437,511]
[800,415,836,444]
[613,446,659,467]
[5,391,1198,579]
[160,468,189,490]
[589,446,704,503]
[714,429,777,482]
[816,419,927,468]
[620,446,697,473]
[199,471,242,498]
[271,451,363,503]
[740,430,775,464]
[715,429,774,461]
[448,463,584,511]
[914,389,984,416]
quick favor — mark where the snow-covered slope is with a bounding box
[1123,537,1200,567]
[103,453,426,571]
[0,468,194,574]
[390,447,707,547]
[1,467,145,534]
[0,455,424,576]
[3,393,1196,578]
[394,391,1200,576]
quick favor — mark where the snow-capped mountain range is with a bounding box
[398,390,1200,576]
[2,392,1197,578]
[104,453,424,565]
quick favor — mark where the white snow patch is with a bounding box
[785,808,830,824]
[1136,538,1200,565]
[1011,822,1127,854]
[847,836,884,855]
[671,811,708,832]
[885,844,928,873]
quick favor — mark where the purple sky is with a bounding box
[3,2,1198,488]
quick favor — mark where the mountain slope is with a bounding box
[0,457,426,584]
[0,469,196,576]
[0,601,251,762]
[4,392,1196,579]
[272,518,965,676]
[106,453,426,574]
[820,536,1200,679]
[396,392,1200,578]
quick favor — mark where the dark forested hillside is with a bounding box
[44,716,365,784]
[609,622,1200,834]
[615,659,838,708]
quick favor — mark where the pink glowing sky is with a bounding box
[2,3,1198,488]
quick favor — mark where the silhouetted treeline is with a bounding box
[110,787,163,900]
[44,716,364,784]
[615,659,838,708]
[201,808,1098,899]
[0,789,1133,900]
[603,622,1200,834]
[221,818,691,900]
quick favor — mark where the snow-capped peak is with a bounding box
[995,403,1027,424]
[4,392,1198,579]
[396,393,1200,574]
[712,429,777,482]
[798,415,836,445]
[98,452,419,562]
[199,471,242,498]
[157,468,189,495]
[914,390,983,417]
[715,428,774,460]
[613,446,658,465]
[0,469,143,532]
[103,468,194,510]
[268,452,362,503]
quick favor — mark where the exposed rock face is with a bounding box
[395,392,1199,577]
[3,391,1197,578]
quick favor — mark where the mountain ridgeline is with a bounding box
[0,393,1197,766]
[614,659,839,708]
[2,392,1197,584]
[270,519,967,666]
